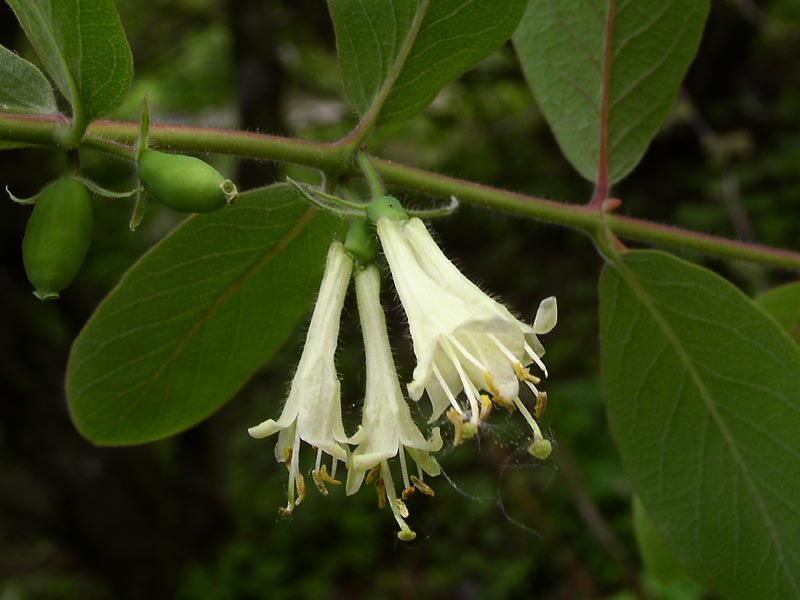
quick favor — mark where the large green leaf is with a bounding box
[513,0,709,185]
[66,185,343,446]
[600,250,800,600]
[755,282,800,347]
[0,43,56,114]
[329,0,525,124]
[6,0,132,123]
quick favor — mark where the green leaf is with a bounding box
[329,0,526,124]
[600,250,800,600]
[632,496,689,585]
[755,282,800,347]
[7,0,132,124]
[513,0,709,185]
[0,43,56,114]
[66,185,343,446]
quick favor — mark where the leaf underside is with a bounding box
[513,0,710,185]
[0,43,57,114]
[7,0,133,121]
[600,250,800,600]
[330,0,526,124]
[66,184,343,446]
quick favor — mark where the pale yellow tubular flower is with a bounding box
[376,216,557,449]
[248,242,353,515]
[347,265,442,540]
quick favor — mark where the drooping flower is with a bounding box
[248,241,353,515]
[375,211,557,452]
[348,264,442,540]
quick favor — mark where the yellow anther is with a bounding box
[534,391,548,419]
[282,446,292,467]
[515,361,541,385]
[491,394,515,410]
[374,477,387,509]
[402,486,416,500]
[483,371,501,398]
[396,499,410,519]
[411,475,434,497]
[295,473,306,506]
[447,408,463,446]
[479,394,493,420]
[365,464,381,486]
[311,464,341,496]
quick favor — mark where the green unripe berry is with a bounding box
[22,178,93,300]
[366,195,408,224]
[137,149,238,213]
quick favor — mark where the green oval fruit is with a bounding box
[137,149,237,213]
[22,178,93,300]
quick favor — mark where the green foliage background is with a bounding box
[1,0,799,598]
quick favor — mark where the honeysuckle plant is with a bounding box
[3,1,800,598]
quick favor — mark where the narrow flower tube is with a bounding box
[376,215,556,449]
[248,241,353,515]
[348,265,442,540]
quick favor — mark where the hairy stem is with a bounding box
[2,112,800,271]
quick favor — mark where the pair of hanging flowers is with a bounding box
[248,192,557,540]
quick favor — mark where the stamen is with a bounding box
[447,408,463,446]
[398,446,411,490]
[447,335,488,374]
[514,362,541,385]
[524,342,548,377]
[374,477,387,510]
[483,372,501,398]
[365,464,381,485]
[479,394,493,420]
[535,391,548,419]
[491,394,515,410]
[523,378,540,396]
[488,333,520,364]
[443,341,481,424]
[312,464,341,496]
[295,473,306,506]
[433,363,464,415]
[402,486,416,500]
[281,431,302,516]
[382,461,417,541]
[315,447,323,472]
[331,457,339,480]
[411,475,435,496]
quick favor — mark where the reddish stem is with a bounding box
[589,0,615,208]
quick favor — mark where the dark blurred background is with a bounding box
[1,1,799,598]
